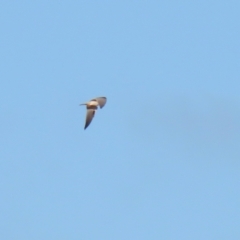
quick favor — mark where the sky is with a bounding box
[0,1,240,239]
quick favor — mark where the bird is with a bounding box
[79,97,107,129]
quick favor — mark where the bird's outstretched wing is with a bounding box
[85,109,96,129]
[92,97,107,109]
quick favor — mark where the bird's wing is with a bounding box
[84,109,96,129]
[92,97,107,108]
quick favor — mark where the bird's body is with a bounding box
[87,100,98,107]
[79,97,107,129]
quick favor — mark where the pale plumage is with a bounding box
[79,97,107,129]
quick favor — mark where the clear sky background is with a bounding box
[1,1,240,239]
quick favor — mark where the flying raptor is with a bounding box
[79,97,107,129]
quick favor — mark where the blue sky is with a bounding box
[1,1,240,239]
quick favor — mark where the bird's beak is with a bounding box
[79,103,87,106]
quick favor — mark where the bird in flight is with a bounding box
[79,97,107,129]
